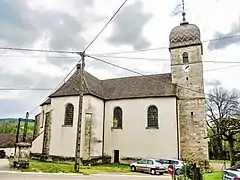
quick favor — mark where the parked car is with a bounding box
[0,150,6,159]
[223,164,240,180]
[157,158,184,175]
[130,158,167,175]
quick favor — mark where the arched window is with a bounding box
[147,105,158,128]
[64,103,74,126]
[183,52,189,64]
[113,107,122,129]
[41,110,45,128]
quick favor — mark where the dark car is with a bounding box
[0,150,6,158]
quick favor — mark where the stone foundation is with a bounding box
[31,153,111,165]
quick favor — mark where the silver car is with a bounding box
[130,158,166,175]
[223,164,240,180]
[157,158,184,175]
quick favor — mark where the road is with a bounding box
[0,159,171,180]
[0,171,171,180]
[0,159,10,171]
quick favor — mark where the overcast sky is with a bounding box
[0,0,240,118]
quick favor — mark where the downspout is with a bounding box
[102,100,106,157]
[176,97,180,160]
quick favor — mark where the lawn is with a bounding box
[9,159,131,175]
[9,159,224,178]
[204,172,222,180]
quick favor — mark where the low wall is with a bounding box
[31,153,111,165]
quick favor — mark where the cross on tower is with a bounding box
[182,0,186,22]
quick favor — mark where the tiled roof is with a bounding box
[50,71,105,98]
[169,22,201,49]
[0,134,32,148]
[49,70,177,100]
[102,73,177,100]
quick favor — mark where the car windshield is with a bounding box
[155,160,163,164]
[228,164,240,171]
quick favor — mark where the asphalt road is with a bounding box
[0,159,171,180]
[0,159,10,171]
[0,172,172,180]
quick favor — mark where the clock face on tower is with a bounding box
[183,64,190,73]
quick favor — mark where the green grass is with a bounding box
[9,159,131,175]
[204,172,222,180]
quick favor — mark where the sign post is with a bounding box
[168,164,176,180]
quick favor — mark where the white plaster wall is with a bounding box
[0,148,14,157]
[104,97,178,161]
[49,95,104,158]
[31,131,44,154]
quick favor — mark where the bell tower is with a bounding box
[169,1,209,161]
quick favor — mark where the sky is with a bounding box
[0,0,240,118]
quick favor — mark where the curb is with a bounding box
[0,170,171,178]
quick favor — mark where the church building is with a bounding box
[31,14,209,164]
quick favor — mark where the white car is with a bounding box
[130,158,167,175]
[223,164,240,180]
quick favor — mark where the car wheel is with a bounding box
[131,166,136,172]
[150,169,156,175]
[175,169,181,175]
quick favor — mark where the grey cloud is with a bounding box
[0,71,63,118]
[0,0,101,67]
[208,18,240,51]
[107,1,152,50]
[0,0,40,47]
[205,79,222,87]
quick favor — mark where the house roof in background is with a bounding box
[0,134,32,148]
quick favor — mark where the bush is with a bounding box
[178,161,204,180]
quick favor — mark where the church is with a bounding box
[31,13,209,164]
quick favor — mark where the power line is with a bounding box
[0,55,79,59]
[92,55,240,64]
[92,55,170,61]
[0,88,53,91]
[1,52,240,64]
[202,34,240,43]
[0,33,239,56]
[90,34,240,56]
[83,0,128,52]
[88,55,206,95]
[0,47,79,54]
[204,64,240,72]
[28,57,82,115]
[2,59,240,92]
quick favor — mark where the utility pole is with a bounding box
[22,112,29,142]
[74,52,85,172]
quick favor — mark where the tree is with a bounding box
[206,86,240,166]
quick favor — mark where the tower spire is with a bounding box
[180,0,188,25]
[182,0,186,22]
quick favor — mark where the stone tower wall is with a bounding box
[171,45,209,161]
[42,111,52,159]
